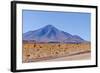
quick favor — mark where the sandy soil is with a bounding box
[42,52,91,62]
[23,43,91,63]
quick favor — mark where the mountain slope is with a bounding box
[23,25,86,43]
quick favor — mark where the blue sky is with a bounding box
[22,10,91,41]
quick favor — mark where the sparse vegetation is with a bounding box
[22,42,91,63]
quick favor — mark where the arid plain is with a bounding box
[22,42,91,63]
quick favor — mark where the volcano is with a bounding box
[23,25,86,43]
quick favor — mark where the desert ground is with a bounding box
[22,42,91,63]
[42,52,90,62]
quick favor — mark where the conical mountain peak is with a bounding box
[45,24,55,27]
[23,24,86,43]
[44,25,57,29]
[41,25,59,33]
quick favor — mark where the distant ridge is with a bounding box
[23,25,86,43]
